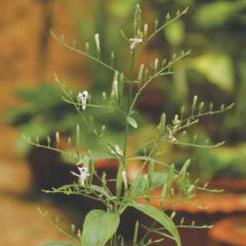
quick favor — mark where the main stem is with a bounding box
[123,49,136,164]
[111,50,136,246]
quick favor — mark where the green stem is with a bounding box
[129,49,136,104]
[123,49,136,164]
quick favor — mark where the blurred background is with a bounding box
[1,0,246,245]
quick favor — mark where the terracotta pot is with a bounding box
[138,190,246,214]
[210,178,246,193]
[209,216,246,246]
[137,190,246,246]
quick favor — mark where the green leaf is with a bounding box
[41,243,75,246]
[190,53,233,92]
[81,209,120,246]
[127,116,138,128]
[129,172,167,198]
[164,20,184,46]
[131,203,181,246]
[109,0,136,18]
[195,1,246,27]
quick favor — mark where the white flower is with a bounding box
[71,166,90,187]
[122,170,128,189]
[129,37,143,50]
[168,129,177,144]
[78,90,89,111]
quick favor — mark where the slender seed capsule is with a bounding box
[102,91,107,100]
[209,102,214,112]
[192,95,198,115]
[154,58,159,72]
[47,136,51,147]
[199,102,205,114]
[110,51,115,66]
[55,131,60,146]
[143,23,148,37]
[111,71,119,102]
[122,170,128,190]
[180,217,185,225]
[94,33,100,55]
[138,64,145,81]
[166,13,170,21]
[154,19,159,31]
[171,211,176,219]
[85,42,90,53]
[67,137,72,147]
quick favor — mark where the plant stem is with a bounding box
[123,49,136,164]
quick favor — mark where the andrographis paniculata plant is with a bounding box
[25,4,234,246]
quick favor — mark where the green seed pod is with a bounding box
[157,113,166,137]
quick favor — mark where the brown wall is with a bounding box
[0,0,89,111]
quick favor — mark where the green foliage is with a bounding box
[131,203,181,246]
[176,159,193,197]
[164,20,184,46]
[81,209,120,246]
[21,2,234,246]
[195,1,246,27]
[150,0,246,180]
[129,172,168,198]
[195,144,246,180]
[190,52,233,92]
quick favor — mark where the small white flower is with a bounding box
[78,90,89,111]
[94,33,100,53]
[168,134,177,144]
[122,170,128,190]
[71,166,90,187]
[129,37,143,50]
[168,128,177,144]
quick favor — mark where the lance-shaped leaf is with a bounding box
[130,203,181,246]
[81,209,120,246]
